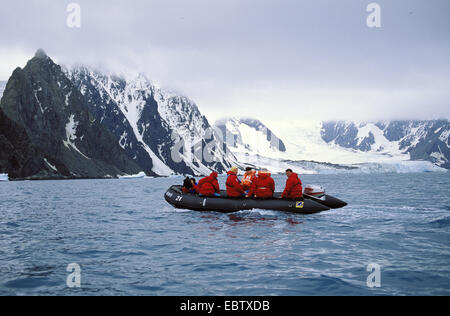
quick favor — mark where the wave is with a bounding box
[427,217,450,228]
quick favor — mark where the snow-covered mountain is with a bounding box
[215,118,449,173]
[67,66,236,176]
[1,50,447,178]
[215,117,286,157]
[1,50,238,179]
[321,121,450,170]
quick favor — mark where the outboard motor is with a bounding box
[304,185,325,198]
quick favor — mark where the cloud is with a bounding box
[0,0,449,121]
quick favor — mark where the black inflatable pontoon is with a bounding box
[164,185,347,214]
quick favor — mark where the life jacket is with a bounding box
[242,170,256,190]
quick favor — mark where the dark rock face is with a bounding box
[0,107,54,179]
[67,67,235,175]
[321,120,450,170]
[321,121,363,150]
[0,50,142,179]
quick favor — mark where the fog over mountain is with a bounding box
[1,0,449,123]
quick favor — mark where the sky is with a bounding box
[0,0,449,123]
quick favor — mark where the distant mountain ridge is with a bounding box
[321,120,450,170]
[215,117,449,172]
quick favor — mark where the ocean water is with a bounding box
[0,173,449,296]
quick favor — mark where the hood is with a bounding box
[258,171,271,179]
[210,172,218,178]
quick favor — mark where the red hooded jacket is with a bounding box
[197,172,220,196]
[282,173,303,199]
[248,172,275,198]
[226,171,245,197]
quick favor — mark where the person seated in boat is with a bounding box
[197,171,221,197]
[226,166,245,197]
[182,177,199,194]
[246,168,275,198]
[281,169,303,200]
[241,167,256,193]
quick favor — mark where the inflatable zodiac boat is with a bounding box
[164,185,347,214]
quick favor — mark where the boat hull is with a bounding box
[303,194,348,209]
[164,186,334,214]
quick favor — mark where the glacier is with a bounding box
[231,152,446,175]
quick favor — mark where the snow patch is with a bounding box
[34,90,44,114]
[430,150,448,165]
[44,158,58,172]
[63,114,90,160]
[65,91,72,106]
[439,129,449,146]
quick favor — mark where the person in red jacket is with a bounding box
[226,167,245,197]
[182,177,199,194]
[281,169,303,199]
[247,169,275,198]
[197,172,220,196]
